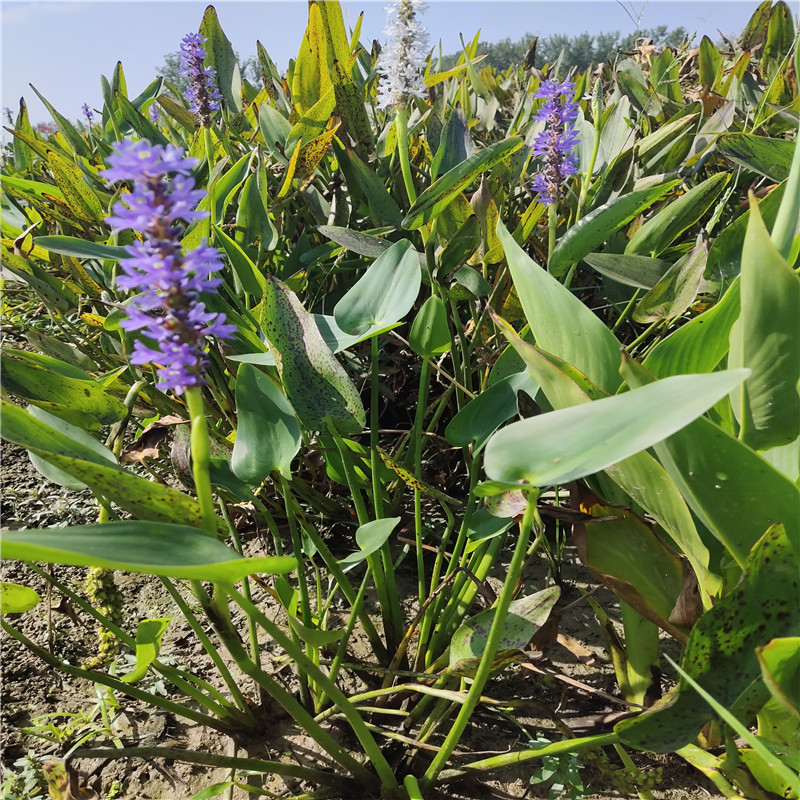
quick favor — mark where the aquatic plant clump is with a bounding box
[102,139,234,394]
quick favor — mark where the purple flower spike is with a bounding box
[102,139,234,395]
[179,32,223,126]
[82,103,94,125]
[530,79,580,206]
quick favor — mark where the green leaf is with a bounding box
[450,587,560,678]
[431,108,472,180]
[0,582,41,615]
[698,35,722,90]
[199,5,242,113]
[0,248,77,313]
[549,181,680,277]
[717,134,795,182]
[403,137,524,230]
[439,216,481,274]
[409,295,452,358]
[46,152,106,225]
[644,278,740,378]
[258,104,292,164]
[583,252,672,290]
[333,240,420,335]
[121,617,172,683]
[616,524,800,752]
[33,236,129,261]
[235,169,277,250]
[576,499,685,635]
[497,220,623,394]
[484,370,749,488]
[116,91,169,146]
[213,224,264,296]
[291,2,331,115]
[0,401,224,533]
[626,173,729,256]
[492,313,718,600]
[339,518,401,571]
[758,638,800,717]
[340,146,402,228]
[632,236,708,323]
[262,275,365,434]
[231,363,301,483]
[29,85,90,157]
[706,182,785,282]
[622,355,800,569]
[0,349,126,428]
[0,522,296,583]
[26,406,117,490]
[446,372,538,451]
[733,197,800,450]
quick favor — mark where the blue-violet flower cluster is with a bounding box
[530,79,580,205]
[102,139,234,394]
[82,103,94,126]
[179,33,223,126]
[376,0,430,109]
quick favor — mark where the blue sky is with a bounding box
[3,1,762,124]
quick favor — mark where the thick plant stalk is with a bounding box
[419,491,541,790]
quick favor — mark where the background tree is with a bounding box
[438,26,689,72]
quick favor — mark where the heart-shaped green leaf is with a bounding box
[262,275,365,434]
[231,363,301,483]
[333,240,420,336]
[409,295,451,358]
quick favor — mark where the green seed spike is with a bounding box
[376,447,460,506]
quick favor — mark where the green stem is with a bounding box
[184,387,219,537]
[396,105,417,206]
[610,289,642,335]
[280,474,313,708]
[547,204,558,268]
[298,516,387,661]
[72,746,353,790]
[202,125,217,226]
[420,492,541,790]
[227,587,399,792]
[411,357,432,607]
[370,334,384,519]
[219,501,261,667]
[25,564,251,725]
[160,578,252,714]
[436,732,618,781]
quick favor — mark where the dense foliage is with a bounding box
[1,1,799,798]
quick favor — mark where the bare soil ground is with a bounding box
[1,442,722,800]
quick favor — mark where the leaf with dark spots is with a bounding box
[261,275,365,434]
[616,524,800,752]
[449,587,561,678]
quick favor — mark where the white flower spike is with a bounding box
[376,0,430,109]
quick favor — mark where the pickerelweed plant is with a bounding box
[2,2,800,798]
